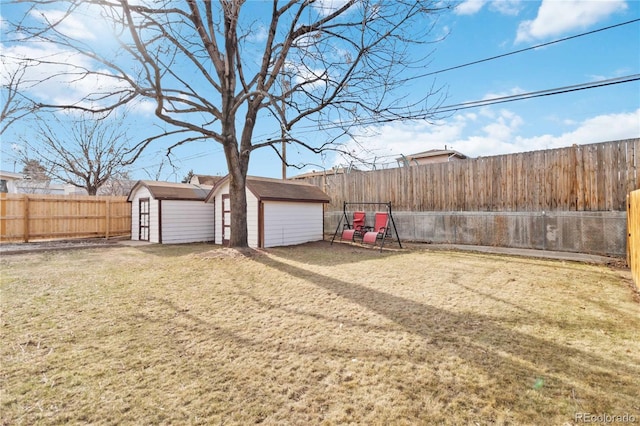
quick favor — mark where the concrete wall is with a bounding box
[326,210,627,257]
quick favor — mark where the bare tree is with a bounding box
[18,158,52,194]
[22,158,49,181]
[19,112,135,195]
[0,56,38,135]
[5,0,451,247]
[97,170,135,196]
[181,169,195,184]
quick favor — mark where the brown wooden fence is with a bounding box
[299,139,639,212]
[0,193,131,242]
[628,190,640,289]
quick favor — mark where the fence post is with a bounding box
[0,193,6,240]
[23,195,30,243]
[105,198,111,239]
[628,194,631,268]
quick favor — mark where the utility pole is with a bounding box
[281,77,290,180]
[281,122,287,179]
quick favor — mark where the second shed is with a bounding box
[205,176,330,248]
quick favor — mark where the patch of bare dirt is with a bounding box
[194,246,266,260]
[0,237,122,254]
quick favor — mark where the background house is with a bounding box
[397,148,468,167]
[0,171,24,193]
[189,174,223,186]
[1,170,90,195]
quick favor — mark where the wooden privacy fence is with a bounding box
[628,190,640,289]
[300,139,639,212]
[0,193,131,242]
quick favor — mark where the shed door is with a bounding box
[139,198,150,241]
[222,194,231,246]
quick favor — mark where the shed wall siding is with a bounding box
[247,193,259,248]
[130,195,140,241]
[262,202,323,248]
[149,198,160,243]
[161,200,215,244]
[212,181,229,245]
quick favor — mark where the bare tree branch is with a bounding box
[5,0,452,246]
[0,56,39,135]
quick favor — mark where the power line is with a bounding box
[273,74,639,137]
[410,18,640,81]
[435,74,640,113]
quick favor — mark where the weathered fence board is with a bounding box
[629,190,640,289]
[0,194,131,242]
[300,139,639,212]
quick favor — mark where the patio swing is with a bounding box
[331,202,402,251]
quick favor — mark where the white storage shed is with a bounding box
[205,176,330,248]
[127,180,215,244]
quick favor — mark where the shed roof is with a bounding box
[205,175,330,203]
[127,180,212,202]
[0,170,25,180]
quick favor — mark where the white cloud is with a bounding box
[29,8,96,40]
[488,0,522,16]
[1,41,142,113]
[516,0,627,43]
[313,0,353,17]
[455,0,487,15]
[455,0,522,16]
[334,108,640,168]
[529,109,640,148]
[247,24,268,43]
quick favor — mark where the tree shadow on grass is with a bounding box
[252,252,640,419]
[264,240,407,267]
[127,242,220,257]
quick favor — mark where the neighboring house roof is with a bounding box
[0,170,25,180]
[290,166,358,180]
[397,149,468,162]
[205,175,330,203]
[190,174,224,186]
[127,180,212,202]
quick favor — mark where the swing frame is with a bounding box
[331,201,402,251]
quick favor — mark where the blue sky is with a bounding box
[1,0,639,182]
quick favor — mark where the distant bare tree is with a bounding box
[22,159,49,181]
[18,159,52,194]
[5,0,451,246]
[98,171,135,196]
[19,112,135,195]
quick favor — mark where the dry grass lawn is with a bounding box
[1,242,639,425]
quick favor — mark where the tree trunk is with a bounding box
[228,166,248,248]
[223,133,250,248]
